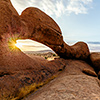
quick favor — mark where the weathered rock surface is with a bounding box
[90,52,100,70]
[24,60,100,100]
[0,43,66,100]
[0,0,90,60]
[0,0,99,100]
[24,76,100,100]
[0,0,21,36]
[20,7,90,60]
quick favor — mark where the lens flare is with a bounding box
[8,38,19,50]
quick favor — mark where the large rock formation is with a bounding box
[0,0,90,60]
[0,0,99,100]
[90,52,100,70]
[0,0,65,99]
[0,53,65,99]
[24,60,100,100]
[0,0,21,36]
[25,75,100,100]
[29,75,100,100]
[20,7,90,60]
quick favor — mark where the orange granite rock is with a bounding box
[90,52,100,70]
[0,0,93,99]
[20,7,90,60]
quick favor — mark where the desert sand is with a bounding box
[25,51,59,61]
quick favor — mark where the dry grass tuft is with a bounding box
[12,75,57,100]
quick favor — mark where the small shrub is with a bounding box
[45,57,47,59]
[53,54,56,56]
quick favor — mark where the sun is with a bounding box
[8,39,22,50]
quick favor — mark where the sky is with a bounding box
[11,0,100,42]
[10,0,100,51]
[15,39,52,51]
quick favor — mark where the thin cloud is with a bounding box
[11,0,93,17]
[66,0,93,15]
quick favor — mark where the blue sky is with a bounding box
[11,0,100,42]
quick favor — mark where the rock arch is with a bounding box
[0,0,94,99]
[0,0,90,61]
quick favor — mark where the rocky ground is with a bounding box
[24,76,100,100]
[23,59,100,100]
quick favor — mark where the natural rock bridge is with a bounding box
[0,0,100,100]
[0,0,90,60]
